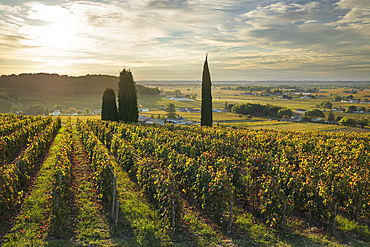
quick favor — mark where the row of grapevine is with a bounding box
[76,119,116,201]
[50,118,73,231]
[0,117,36,136]
[90,120,369,229]
[192,127,370,226]
[84,119,183,229]
[0,116,51,163]
[110,134,182,229]
[88,120,236,224]
[0,113,28,124]
[0,117,61,214]
[139,123,370,225]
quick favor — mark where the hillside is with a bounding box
[0,73,160,96]
[0,73,160,113]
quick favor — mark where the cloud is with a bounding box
[0,0,369,80]
[147,0,188,9]
[237,1,320,20]
[231,1,370,78]
[332,0,370,35]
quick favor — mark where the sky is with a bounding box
[0,0,369,81]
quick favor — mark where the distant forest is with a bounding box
[0,73,160,95]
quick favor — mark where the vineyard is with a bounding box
[0,113,369,246]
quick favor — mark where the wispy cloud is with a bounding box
[0,0,369,80]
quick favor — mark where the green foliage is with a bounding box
[327,111,335,121]
[0,92,10,101]
[201,55,212,127]
[231,103,286,118]
[94,121,370,231]
[338,116,357,127]
[166,103,176,119]
[0,117,61,213]
[24,104,48,116]
[50,118,73,233]
[336,215,370,240]
[6,88,19,99]
[118,68,138,123]
[83,108,90,115]
[0,116,50,164]
[359,118,369,128]
[53,105,63,112]
[9,105,20,113]
[231,104,240,114]
[2,126,64,246]
[320,101,332,109]
[332,94,342,102]
[277,108,293,118]
[346,105,358,113]
[88,120,182,229]
[345,95,354,101]
[359,106,367,112]
[305,109,325,118]
[136,84,160,95]
[101,88,118,121]
[77,119,115,201]
[67,107,76,114]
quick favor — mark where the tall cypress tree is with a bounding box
[101,88,118,121]
[201,54,212,127]
[118,68,139,122]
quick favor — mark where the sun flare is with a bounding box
[34,21,77,49]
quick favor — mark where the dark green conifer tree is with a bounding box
[118,68,139,122]
[101,88,118,121]
[201,54,212,127]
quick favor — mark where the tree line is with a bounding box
[0,73,160,96]
[227,103,293,118]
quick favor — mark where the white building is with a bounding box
[138,115,164,125]
[52,110,61,116]
[295,109,307,115]
[166,116,188,125]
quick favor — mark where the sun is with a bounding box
[35,21,77,49]
[23,3,80,50]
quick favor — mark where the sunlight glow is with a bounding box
[34,21,78,49]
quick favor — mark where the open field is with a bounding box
[222,121,370,132]
[54,114,370,133]
[1,83,369,133]
[3,84,370,113]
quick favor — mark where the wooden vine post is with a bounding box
[282,199,287,231]
[355,183,366,221]
[333,201,338,233]
[111,176,117,219]
[172,199,175,233]
[115,199,119,230]
[228,200,233,233]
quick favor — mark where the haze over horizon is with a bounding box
[0,0,369,81]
